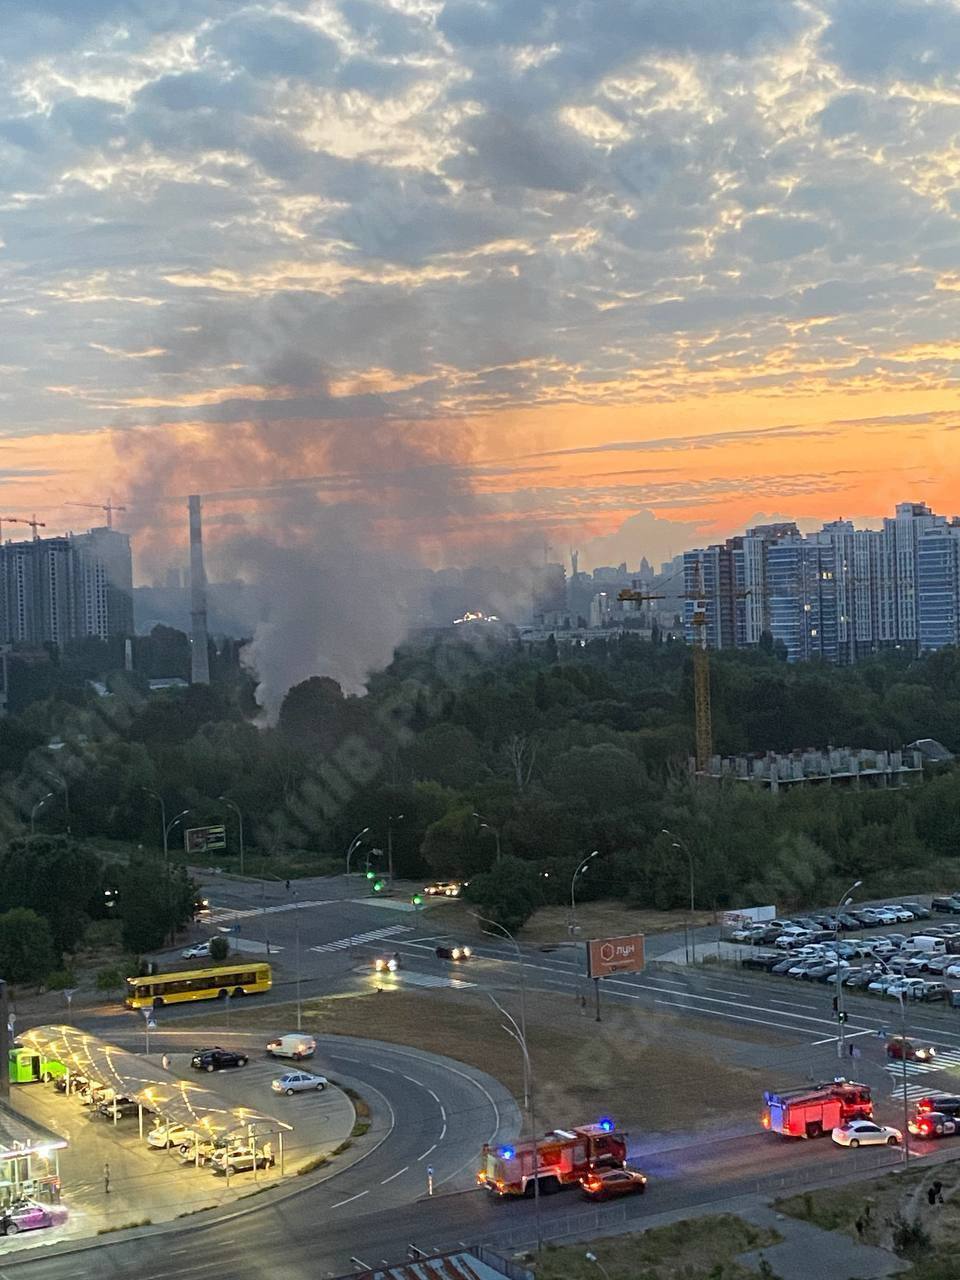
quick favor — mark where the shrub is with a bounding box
[44,968,75,991]
[208,935,230,962]
[96,966,125,994]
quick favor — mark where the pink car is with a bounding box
[4,1200,54,1235]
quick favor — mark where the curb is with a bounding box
[0,1076,385,1268]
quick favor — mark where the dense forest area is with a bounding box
[4,629,960,931]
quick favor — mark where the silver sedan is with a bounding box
[271,1070,328,1096]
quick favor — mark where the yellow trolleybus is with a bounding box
[125,962,272,1009]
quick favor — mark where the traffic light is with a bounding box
[411,894,423,907]
[373,879,384,893]
[365,870,375,880]
[838,1012,848,1023]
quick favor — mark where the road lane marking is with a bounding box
[331,1190,369,1209]
[311,925,413,953]
[208,899,337,922]
[399,971,475,989]
[439,1121,447,1141]
[810,1028,876,1045]
[418,1143,437,1161]
[380,1165,408,1184]
[769,998,819,1010]
[654,997,841,1035]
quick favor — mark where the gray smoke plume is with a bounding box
[114,379,482,719]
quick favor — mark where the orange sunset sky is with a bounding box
[3,0,960,580]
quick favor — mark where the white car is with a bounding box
[888,906,916,923]
[775,930,814,949]
[271,1071,328,1096]
[147,1123,197,1149]
[832,1119,902,1149]
[872,908,900,925]
[944,963,960,979]
[181,941,213,960]
[266,1033,317,1060]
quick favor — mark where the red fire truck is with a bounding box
[762,1079,873,1139]
[477,1121,627,1197]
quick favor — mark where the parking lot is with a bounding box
[727,896,960,1005]
[7,1038,355,1250]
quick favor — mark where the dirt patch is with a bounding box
[778,1164,960,1272]
[418,897,712,948]
[532,1213,780,1280]
[222,987,767,1134]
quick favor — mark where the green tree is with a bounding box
[0,835,105,952]
[118,859,197,953]
[464,857,542,934]
[208,935,230,962]
[0,908,57,984]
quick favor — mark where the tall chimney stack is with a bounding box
[188,494,210,685]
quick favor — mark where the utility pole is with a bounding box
[387,814,403,884]
[220,797,244,877]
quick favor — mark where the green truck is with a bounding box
[8,1045,66,1084]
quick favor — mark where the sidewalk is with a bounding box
[4,1051,355,1254]
[738,1202,909,1280]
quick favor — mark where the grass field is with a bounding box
[224,985,768,1134]
[778,1163,960,1277]
[419,897,713,947]
[532,1214,780,1279]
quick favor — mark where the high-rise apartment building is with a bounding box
[684,503,960,664]
[918,521,960,652]
[0,527,133,647]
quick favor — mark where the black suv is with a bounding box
[918,1096,960,1117]
[932,896,960,914]
[190,1047,248,1073]
[97,1096,148,1119]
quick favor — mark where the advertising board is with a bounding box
[587,933,645,979]
[184,824,227,855]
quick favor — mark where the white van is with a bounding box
[265,1033,316,1060]
[902,935,947,955]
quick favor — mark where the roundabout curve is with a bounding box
[2,1033,521,1280]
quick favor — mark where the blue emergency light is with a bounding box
[598,1117,614,1133]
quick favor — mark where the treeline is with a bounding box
[0,835,196,985]
[3,629,960,931]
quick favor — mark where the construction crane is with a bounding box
[0,516,46,541]
[688,564,713,775]
[66,500,127,528]
[621,575,713,772]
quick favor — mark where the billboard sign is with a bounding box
[184,824,227,855]
[587,933,645,979]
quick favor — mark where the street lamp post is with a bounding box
[141,788,167,856]
[866,952,910,1165]
[219,797,244,877]
[662,829,696,963]
[570,851,599,939]
[487,991,541,1253]
[473,813,502,862]
[30,792,54,836]
[294,888,302,1032]
[45,770,70,834]
[162,809,190,945]
[835,879,863,1060]
[473,913,529,1111]
[387,814,403,884]
[345,827,371,876]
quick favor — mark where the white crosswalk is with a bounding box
[208,899,336,924]
[889,1082,953,1103]
[310,925,413,954]
[396,971,475,990]
[884,1048,960,1078]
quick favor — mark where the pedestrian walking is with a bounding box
[285,879,290,892]
[854,1216,864,1239]
[161,1053,170,1071]
[929,1180,944,1205]
[103,1162,110,1195]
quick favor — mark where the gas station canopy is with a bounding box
[20,1026,292,1139]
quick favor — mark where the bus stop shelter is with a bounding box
[20,1026,292,1168]
[0,1107,66,1207]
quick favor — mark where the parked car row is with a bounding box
[731,902,933,947]
[741,918,960,1002]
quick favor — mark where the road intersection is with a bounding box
[10,874,960,1277]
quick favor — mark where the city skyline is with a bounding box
[1,1,959,573]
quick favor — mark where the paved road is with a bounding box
[13,876,960,1275]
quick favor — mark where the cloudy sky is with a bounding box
[2,0,960,575]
